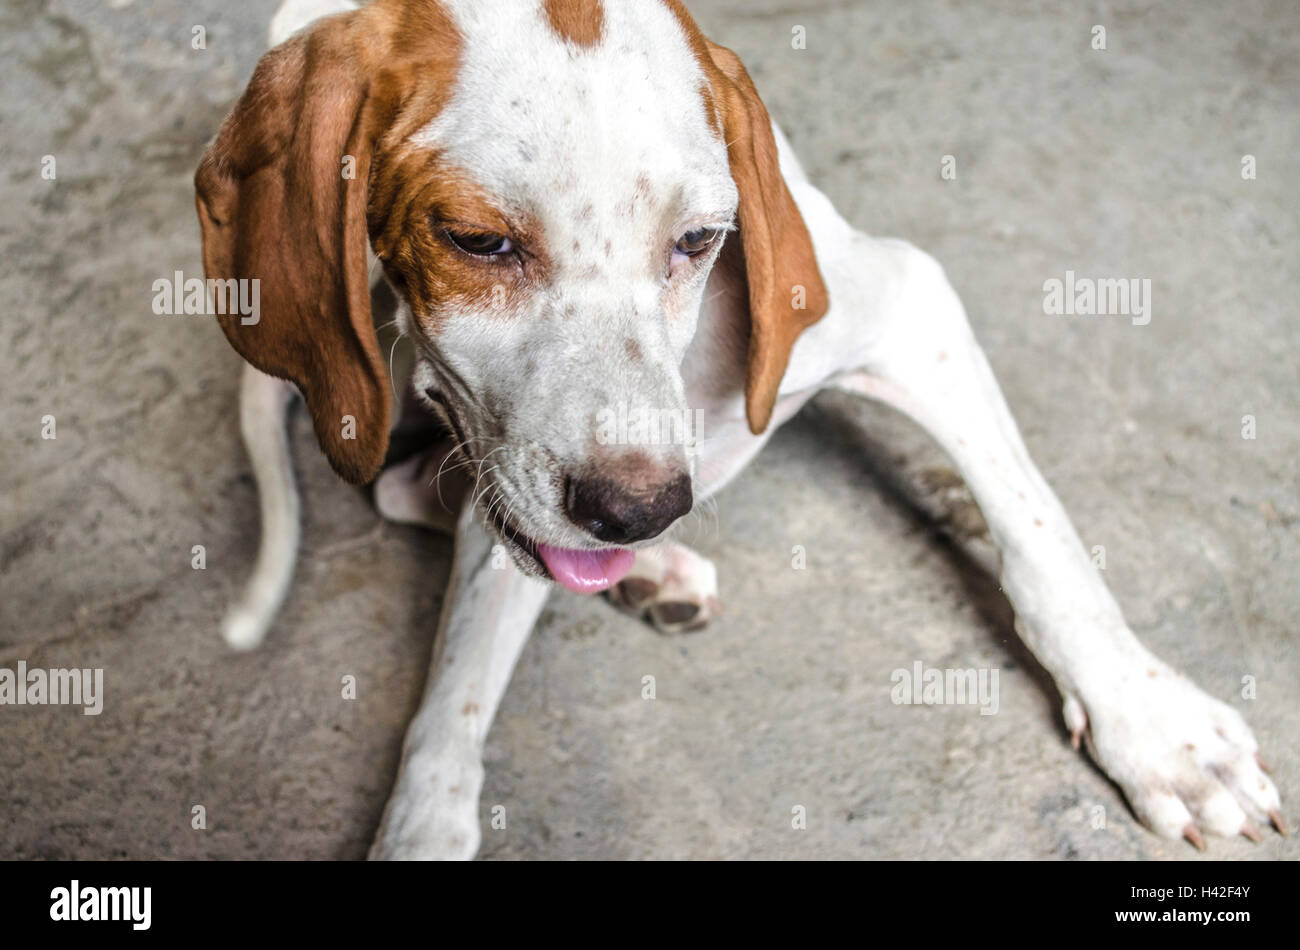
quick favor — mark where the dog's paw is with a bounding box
[607,541,721,634]
[374,442,468,535]
[1069,661,1286,848]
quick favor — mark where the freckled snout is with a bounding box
[564,466,693,545]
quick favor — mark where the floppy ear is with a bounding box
[703,41,830,435]
[195,14,390,485]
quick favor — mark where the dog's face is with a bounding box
[195,0,827,590]
[372,3,738,582]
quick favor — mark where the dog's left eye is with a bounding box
[674,227,723,257]
[444,229,514,257]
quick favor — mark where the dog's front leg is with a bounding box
[370,502,550,860]
[836,240,1284,846]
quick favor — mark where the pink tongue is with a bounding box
[537,543,635,595]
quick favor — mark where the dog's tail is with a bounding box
[222,364,302,651]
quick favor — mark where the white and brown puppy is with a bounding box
[196,0,1285,859]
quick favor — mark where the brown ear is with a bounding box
[702,41,830,435]
[195,14,390,484]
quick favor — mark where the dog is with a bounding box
[195,0,1285,859]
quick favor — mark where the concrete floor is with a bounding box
[2,0,1297,860]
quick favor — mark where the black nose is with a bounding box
[564,472,693,544]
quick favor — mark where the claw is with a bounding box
[1268,809,1289,837]
[1182,824,1207,851]
[1240,821,1263,843]
[1063,696,1087,751]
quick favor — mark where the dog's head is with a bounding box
[196,0,826,587]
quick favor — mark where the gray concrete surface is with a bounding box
[2,0,1297,860]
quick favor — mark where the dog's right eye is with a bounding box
[674,226,723,257]
[443,228,514,257]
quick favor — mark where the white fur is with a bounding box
[403,0,737,554]
[230,0,1282,858]
[221,365,300,651]
[369,502,551,860]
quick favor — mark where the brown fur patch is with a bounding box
[543,0,605,47]
[369,148,550,330]
[195,0,466,484]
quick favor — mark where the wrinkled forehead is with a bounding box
[410,0,736,223]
